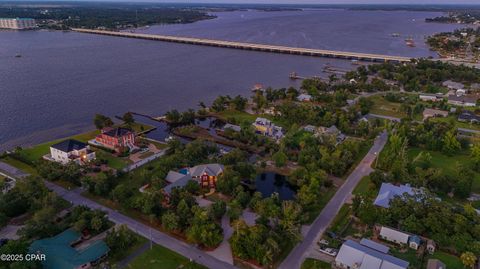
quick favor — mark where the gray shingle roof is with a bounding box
[373,183,415,208]
[189,164,224,177]
[51,139,87,153]
[163,174,193,195]
[360,238,390,254]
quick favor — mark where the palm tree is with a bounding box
[460,252,477,269]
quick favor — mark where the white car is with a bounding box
[318,239,329,246]
[318,247,338,257]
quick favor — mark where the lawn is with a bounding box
[126,244,207,269]
[301,258,331,269]
[95,150,131,170]
[407,147,480,193]
[390,248,423,269]
[430,115,480,131]
[109,235,148,264]
[368,95,407,118]
[16,129,100,163]
[427,251,463,269]
[353,176,373,195]
[329,204,352,234]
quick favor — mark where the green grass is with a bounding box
[430,115,480,131]
[306,187,337,223]
[128,122,155,134]
[427,251,463,269]
[329,204,352,234]
[127,244,207,269]
[390,248,423,269]
[109,235,148,264]
[368,95,407,118]
[17,129,100,163]
[301,258,331,269]
[353,176,373,195]
[407,147,480,193]
[95,150,131,170]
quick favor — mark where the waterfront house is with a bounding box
[335,239,409,269]
[253,117,284,140]
[373,183,415,209]
[303,125,317,133]
[447,94,478,107]
[95,127,136,152]
[458,110,480,123]
[29,229,109,269]
[47,139,96,165]
[422,108,449,120]
[297,93,312,102]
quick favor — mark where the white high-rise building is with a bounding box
[0,18,36,29]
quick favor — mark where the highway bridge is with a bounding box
[72,28,412,63]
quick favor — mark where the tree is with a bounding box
[105,225,138,258]
[186,207,223,248]
[210,200,226,220]
[442,130,461,156]
[161,211,180,232]
[460,252,477,269]
[122,112,135,125]
[273,150,288,167]
[93,114,113,130]
[471,144,480,171]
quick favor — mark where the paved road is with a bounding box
[0,161,30,179]
[45,181,237,269]
[278,131,388,269]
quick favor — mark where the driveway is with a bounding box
[45,181,237,269]
[278,131,388,269]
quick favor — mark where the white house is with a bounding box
[335,239,409,269]
[379,226,410,245]
[419,94,442,102]
[47,139,96,165]
[297,93,313,102]
[373,183,415,208]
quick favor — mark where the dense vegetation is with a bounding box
[0,3,214,30]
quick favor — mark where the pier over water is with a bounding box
[72,28,412,63]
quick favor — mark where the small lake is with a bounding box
[254,172,296,201]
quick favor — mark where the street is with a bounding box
[44,181,237,269]
[278,131,388,269]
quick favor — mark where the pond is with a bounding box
[254,172,296,201]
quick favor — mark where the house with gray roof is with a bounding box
[223,123,241,132]
[443,80,465,90]
[458,110,480,123]
[379,226,410,245]
[163,173,194,195]
[373,183,415,208]
[448,94,478,107]
[335,239,409,269]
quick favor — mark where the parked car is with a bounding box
[318,239,329,246]
[318,247,338,257]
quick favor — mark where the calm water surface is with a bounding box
[0,10,462,151]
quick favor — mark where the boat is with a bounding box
[351,59,361,65]
[405,37,415,47]
[15,53,21,58]
[391,33,400,37]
